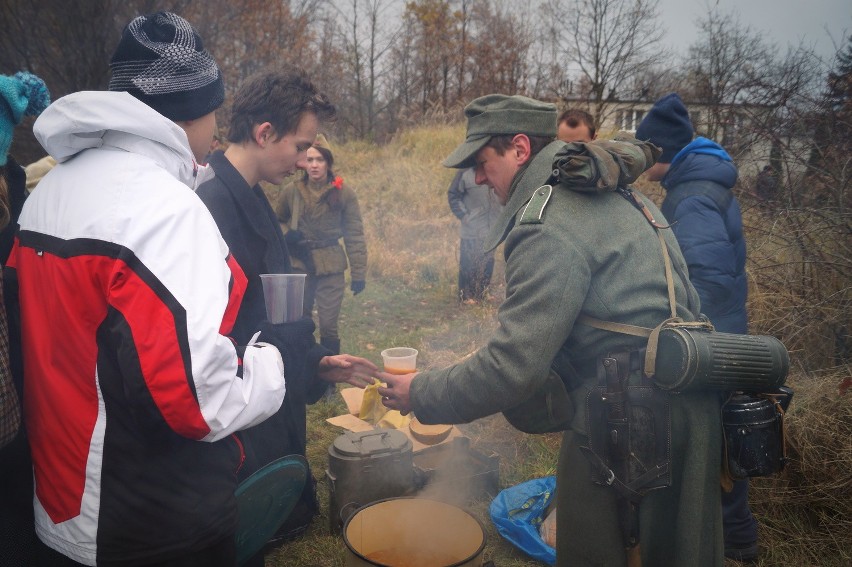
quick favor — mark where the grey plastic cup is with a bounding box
[260,274,307,323]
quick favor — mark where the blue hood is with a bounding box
[662,137,738,190]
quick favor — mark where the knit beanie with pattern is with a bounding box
[635,93,694,164]
[109,12,224,122]
[0,71,51,166]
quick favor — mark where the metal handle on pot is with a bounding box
[339,501,362,529]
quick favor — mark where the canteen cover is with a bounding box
[235,454,308,565]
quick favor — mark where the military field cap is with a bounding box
[312,133,333,157]
[443,94,557,169]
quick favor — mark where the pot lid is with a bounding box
[722,394,777,424]
[235,454,308,565]
[332,428,411,457]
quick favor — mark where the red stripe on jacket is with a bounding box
[10,244,246,523]
[221,253,247,335]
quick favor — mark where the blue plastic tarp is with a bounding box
[489,476,556,565]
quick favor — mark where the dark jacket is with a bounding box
[0,159,34,567]
[197,151,330,476]
[661,137,747,334]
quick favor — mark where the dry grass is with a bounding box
[265,126,851,565]
[336,125,464,287]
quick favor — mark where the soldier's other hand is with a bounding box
[350,280,366,295]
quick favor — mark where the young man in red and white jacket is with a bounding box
[7,12,287,567]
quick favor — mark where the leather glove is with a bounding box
[350,280,366,295]
[258,317,316,382]
[283,229,305,246]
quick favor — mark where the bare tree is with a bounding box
[332,0,399,140]
[0,0,196,162]
[0,0,181,97]
[544,0,666,125]
[696,33,852,369]
[466,1,533,99]
[807,34,852,209]
[400,0,464,115]
[683,4,775,143]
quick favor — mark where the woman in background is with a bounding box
[276,134,367,359]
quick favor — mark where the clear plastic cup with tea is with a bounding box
[380,347,418,375]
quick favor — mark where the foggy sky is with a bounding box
[656,0,851,62]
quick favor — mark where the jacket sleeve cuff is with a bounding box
[409,369,466,425]
[305,343,333,404]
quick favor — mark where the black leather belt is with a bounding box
[304,238,339,250]
[572,348,646,378]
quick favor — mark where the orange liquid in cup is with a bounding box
[384,366,416,375]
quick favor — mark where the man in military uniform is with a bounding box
[447,166,503,303]
[379,95,724,566]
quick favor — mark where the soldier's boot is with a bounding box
[320,337,341,399]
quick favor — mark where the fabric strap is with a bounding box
[577,187,713,377]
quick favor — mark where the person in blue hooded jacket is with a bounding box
[637,93,755,563]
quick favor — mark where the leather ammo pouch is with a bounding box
[582,350,672,494]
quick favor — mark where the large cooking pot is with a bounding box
[343,497,486,567]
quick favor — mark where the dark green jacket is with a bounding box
[412,138,699,430]
[275,178,367,280]
[411,137,723,566]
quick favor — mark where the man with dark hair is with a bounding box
[196,70,376,561]
[557,108,596,142]
[379,94,724,566]
[8,12,289,566]
[636,92,755,563]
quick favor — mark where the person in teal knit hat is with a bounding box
[0,69,50,567]
[0,71,51,167]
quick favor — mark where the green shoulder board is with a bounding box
[518,184,553,225]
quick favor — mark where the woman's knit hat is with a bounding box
[0,71,51,166]
[635,93,694,164]
[108,12,224,121]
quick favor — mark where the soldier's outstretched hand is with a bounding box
[377,371,416,415]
